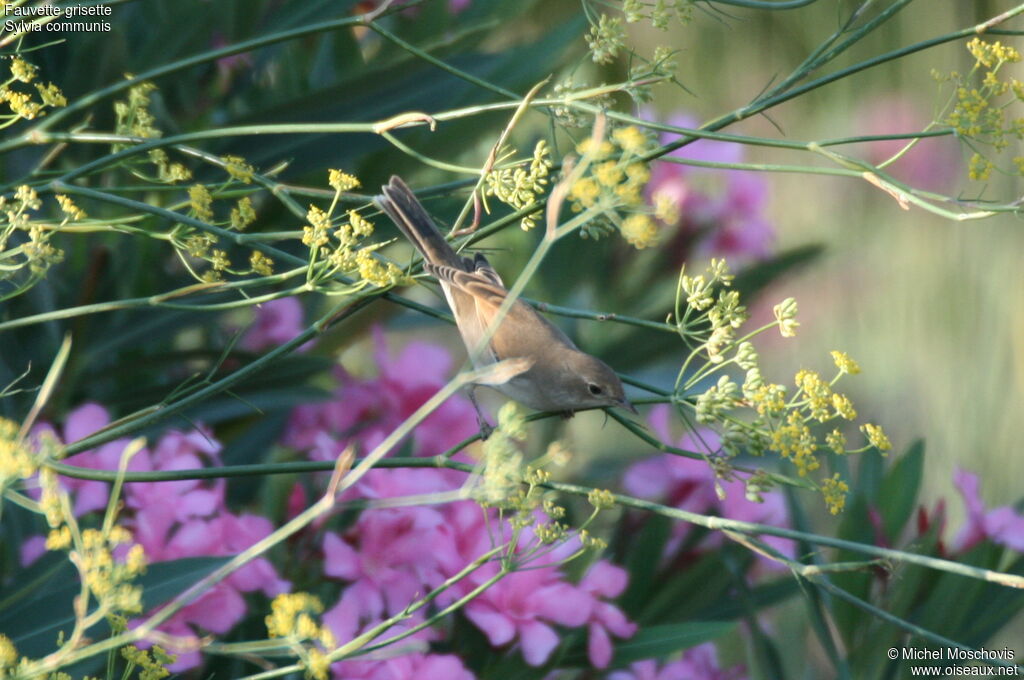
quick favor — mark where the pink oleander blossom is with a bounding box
[323,585,475,680]
[608,642,747,680]
[579,560,638,668]
[22,403,288,672]
[284,327,477,460]
[464,566,594,666]
[624,405,794,569]
[29,402,146,517]
[290,328,637,669]
[852,93,960,192]
[644,112,775,263]
[240,296,307,352]
[330,652,475,680]
[952,468,1024,553]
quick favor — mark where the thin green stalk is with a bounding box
[60,295,373,457]
[726,532,1023,672]
[47,182,453,326]
[369,22,518,100]
[340,552,506,659]
[7,8,409,141]
[43,453,1024,589]
[0,271,307,332]
[706,0,819,7]
[544,479,1024,590]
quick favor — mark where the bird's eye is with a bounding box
[587,383,603,396]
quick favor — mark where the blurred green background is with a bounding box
[2,0,1022,675]
[6,0,1021,518]
[625,0,1024,514]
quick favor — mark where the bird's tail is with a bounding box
[375,176,462,268]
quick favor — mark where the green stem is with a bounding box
[60,295,373,457]
[42,454,1024,589]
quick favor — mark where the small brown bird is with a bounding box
[375,176,635,426]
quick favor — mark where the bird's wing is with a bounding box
[375,176,467,270]
[425,263,579,361]
[471,252,504,287]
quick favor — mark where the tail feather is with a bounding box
[375,176,462,269]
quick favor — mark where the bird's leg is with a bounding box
[467,384,494,439]
[560,410,576,420]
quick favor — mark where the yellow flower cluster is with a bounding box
[122,644,176,680]
[222,155,255,184]
[0,186,78,292]
[821,473,850,515]
[112,81,192,183]
[75,527,147,615]
[770,411,819,477]
[250,250,274,276]
[328,169,360,192]
[266,593,337,680]
[0,634,17,673]
[966,38,1021,69]
[231,196,256,230]
[188,184,214,221]
[0,417,35,488]
[568,125,662,248]
[162,148,267,281]
[484,140,553,230]
[773,298,799,338]
[266,592,335,645]
[677,260,892,512]
[680,260,747,364]
[830,350,861,375]
[622,0,693,29]
[860,423,892,452]
[301,169,403,290]
[476,401,528,507]
[940,38,1024,181]
[1,54,66,125]
[586,14,625,64]
[620,213,658,249]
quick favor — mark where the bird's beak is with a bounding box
[618,398,638,415]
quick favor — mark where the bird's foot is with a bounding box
[477,417,495,440]
[559,410,576,420]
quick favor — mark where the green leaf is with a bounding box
[619,515,672,615]
[694,577,799,621]
[1,556,229,659]
[878,439,924,542]
[609,622,735,667]
[732,244,824,299]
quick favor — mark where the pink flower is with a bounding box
[19,535,46,567]
[644,112,775,263]
[330,652,475,680]
[953,468,987,552]
[464,566,593,666]
[624,405,794,569]
[30,403,145,516]
[322,596,470,680]
[320,466,470,623]
[953,468,1024,553]
[852,93,960,192]
[322,504,450,620]
[26,403,289,671]
[284,327,477,459]
[622,406,717,510]
[240,297,307,352]
[983,508,1024,552]
[608,643,747,680]
[658,114,745,168]
[579,561,637,668]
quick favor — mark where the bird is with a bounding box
[375,175,636,430]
